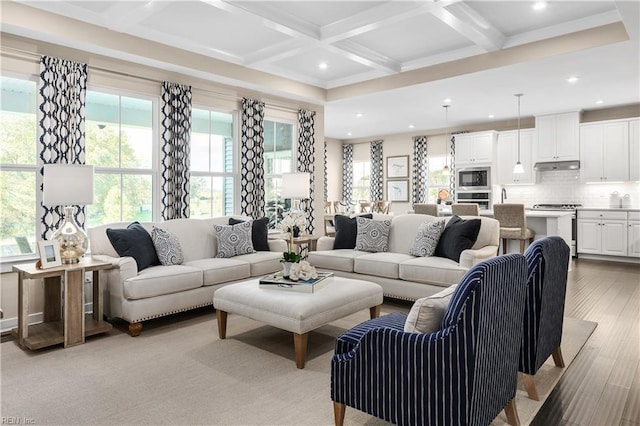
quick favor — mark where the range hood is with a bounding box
[533,160,580,171]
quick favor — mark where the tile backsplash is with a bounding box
[499,170,640,208]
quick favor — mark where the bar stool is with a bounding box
[414,203,438,216]
[493,203,535,254]
[451,203,480,216]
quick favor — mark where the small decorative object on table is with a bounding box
[259,267,333,293]
[278,210,308,266]
[281,251,301,278]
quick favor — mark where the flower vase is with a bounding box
[293,226,300,238]
[282,262,294,279]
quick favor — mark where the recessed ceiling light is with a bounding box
[443,98,452,104]
[533,2,547,11]
[567,76,579,83]
[347,132,352,136]
[356,113,363,118]
[488,114,495,119]
[319,62,328,70]
[409,124,415,129]
[595,100,604,104]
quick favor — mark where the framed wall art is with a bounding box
[386,155,409,178]
[38,240,62,269]
[387,180,409,202]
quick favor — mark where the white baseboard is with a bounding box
[1,302,93,334]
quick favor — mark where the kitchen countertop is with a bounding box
[439,209,574,218]
[577,207,639,212]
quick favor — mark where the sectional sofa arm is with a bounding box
[90,254,138,297]
[316,236,335,251]
[458,245,500,268]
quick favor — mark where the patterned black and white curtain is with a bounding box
[412,136,428,205]
[449,135,456,197]
[342,144,353,204]
[160,82,192,220]
[370,140,383,201]
[37,56,88,240]
[240,98,265,219]
[297,109,316,234]
[323,141,328,202]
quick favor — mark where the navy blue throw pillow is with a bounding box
[229,217,270,251]
[333,214,373,249]
[434,215,481,262]
[106,222,160,271]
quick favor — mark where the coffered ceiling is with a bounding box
[2,1,639,139]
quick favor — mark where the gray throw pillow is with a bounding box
[409,220,446,257]
[355,217,391,253]
[151,226,184,265]
[215,221,255,258]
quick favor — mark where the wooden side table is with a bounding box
[12,258,112,350]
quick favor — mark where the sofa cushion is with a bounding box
[151,226,184,265]
[215,221,255,258]
[435,215,481,262]
[232,251,282,276]
[333,214,373,249]
[404,284,458,333]
[308,249,370,272]
[354,252,415,279]
[123,264,203,299]
[229,217,270,251]
[409,219,446,257]
[184,258,251,286]
[399,256,468,286]
[355,217,391,253]
[107,222,160,271]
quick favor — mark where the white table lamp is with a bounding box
[43,164,94,263]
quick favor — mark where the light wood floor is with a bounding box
[532,258,640,426]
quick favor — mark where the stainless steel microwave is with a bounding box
[457,167,491,190]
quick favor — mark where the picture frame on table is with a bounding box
[386,155,409,178]
[387,180,409,202]
[38,240,62,269]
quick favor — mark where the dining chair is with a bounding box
[493,203,535,254]
[372,200,391,214]
[451,203,480,216]
[413,203,438,216]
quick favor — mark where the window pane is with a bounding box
[88,174,120,226]
[190,176,233,218]
[0,170,36,255]
[86,122,120,168]
[0,77,37,165]
[123,175,153,222]
[121,125,152,169]
[87,174,152,226]
[190,132,210,172]
[428,156,449,202]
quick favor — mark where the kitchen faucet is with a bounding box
[501,187,507,203]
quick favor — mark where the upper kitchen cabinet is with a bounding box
[454,131,497,166]
[580,120,629,182]
[535,112,580,162]
[630,119,640,181]
[497,129,535,184]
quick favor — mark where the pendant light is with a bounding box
[513,94,525,174]
[442,104,451,176]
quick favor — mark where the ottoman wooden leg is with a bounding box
[216,310,228,339]
[370,305,381,319]
[293,332,308,369]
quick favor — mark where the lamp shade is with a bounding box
[281,172,310,199]
[43,164,94,206]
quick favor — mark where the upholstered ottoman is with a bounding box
[213,277,383,368]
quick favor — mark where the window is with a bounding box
[352,161,371,201]
[263,118,294,227]
[85,91,156,227]
[427,156,449,202]
[190,108,235,217]
[0,76,38,257]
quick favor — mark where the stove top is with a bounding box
[530,203,582,210]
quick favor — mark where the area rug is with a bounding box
[0,304,596,425]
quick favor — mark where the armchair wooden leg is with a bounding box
[552,346,565,368]
[522,373,540,401]
[333,401,346,426]
[504,398,521,426]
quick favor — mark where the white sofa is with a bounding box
[308,214,500,301]
[89,216,287,336]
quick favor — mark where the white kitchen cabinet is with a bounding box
[630,119,640,181]
[497,129,535,184]
[577,210,628,256]
[536,112,580,162]
[628,211,640,258]
[455,131,496,165]
[580,120,629,182]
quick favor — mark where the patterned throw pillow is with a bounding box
[215,221,255,258]
[151,226,184,265]
[409,220,446,257]
[355,217,391,253]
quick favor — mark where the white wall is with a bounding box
[324,138,343,202]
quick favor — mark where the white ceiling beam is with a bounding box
[430,2,506,52]
[243,39,309,66]
[329,40,401,74]
[103,1,170,32]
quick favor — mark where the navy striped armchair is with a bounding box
[331,254,528,426]
[520,236,570,400]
